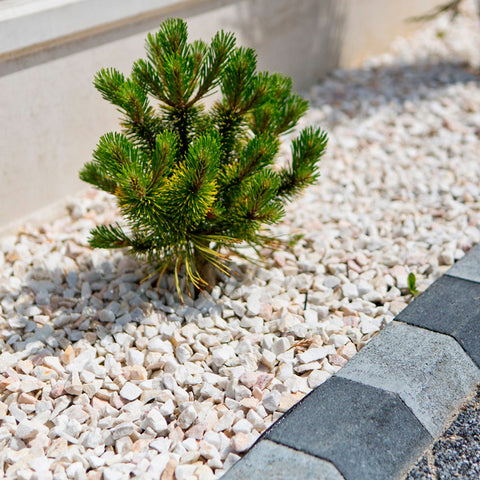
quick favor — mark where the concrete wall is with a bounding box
[0,0,441,233]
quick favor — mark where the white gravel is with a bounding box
[1,3,480,479]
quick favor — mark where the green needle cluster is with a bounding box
[79,18,328,298]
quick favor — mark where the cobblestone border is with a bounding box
[221,244,480,480]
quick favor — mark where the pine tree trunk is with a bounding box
[194,246,217,296]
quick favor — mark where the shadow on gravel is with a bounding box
[5,251,174,360]
[309,60,480,126]
[6,239,244,360]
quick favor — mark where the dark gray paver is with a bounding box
[446,244,480,284]
[337,321,480,437]
[395,275,480,368]
[221,439,345,480]
[264,376,432,480]
[453,321,480,373]
[406,386,480,480]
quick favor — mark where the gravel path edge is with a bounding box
[221,243,480,480]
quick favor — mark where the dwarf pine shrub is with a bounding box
[79,18,327,297]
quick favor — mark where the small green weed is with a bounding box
[407,272,419,297]
[288,233,305,248]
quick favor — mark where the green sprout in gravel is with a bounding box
[407,272,420,297]
[79,18,327,299]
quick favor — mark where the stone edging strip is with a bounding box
[221,244,480,480]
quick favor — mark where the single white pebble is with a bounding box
[261,350,276,369]
[307,370,330,389]
[160,399,175,417]
[231,432,253,453]
[262,390,281,412]
[119,382,142,401]
[65,461,86,480]
[144,408,168,435]
[178,405,197,429]
[232,418,252,434]
[15,419,39,440]
[126,349,144,366]
[212,345,235,367]
[342,283,359,299]
[175,464,197,480]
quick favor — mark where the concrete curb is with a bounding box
[221,244,480,480]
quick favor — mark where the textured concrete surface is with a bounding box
[446,244,480,284]
[221,440,345,480]
[406,386,480,480]
[396,275,480,368]
[337,321,480,437]
[265,376,432,480]
[451,315,480,372]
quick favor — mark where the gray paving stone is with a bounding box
[337,321,480,437]
[265,376,432,480]
[453,321,480,372]
[395,275,480,367]
[221,439,345,480]
[446,244,480,284]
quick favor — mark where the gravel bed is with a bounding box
[1,3,480,480]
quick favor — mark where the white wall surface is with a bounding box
[0,0,442,233]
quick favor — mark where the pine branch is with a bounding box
[95,68,161,150]
[89,223,134,249]
[118,80,161,150]
[132,59,172,107]
[274,93,309,135]
[221,47,258,112]
[249,73,308,136]
[223,169,284,242]
[145,18,188,70]
[187,30,236,106]
[220,133,279,199]
[277,127,328,199]
[213,105,245,165]
[161,54,192,107]
[91,132,137,180]
[149,131,178,187]
[163,106,191,159]
[79,161,117,194]
[115,161,163,226]
[240,170,284,224]
[408,0,464,22]
[155,18,189,57]
[159,133,220,230]
[94,68,126,106]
